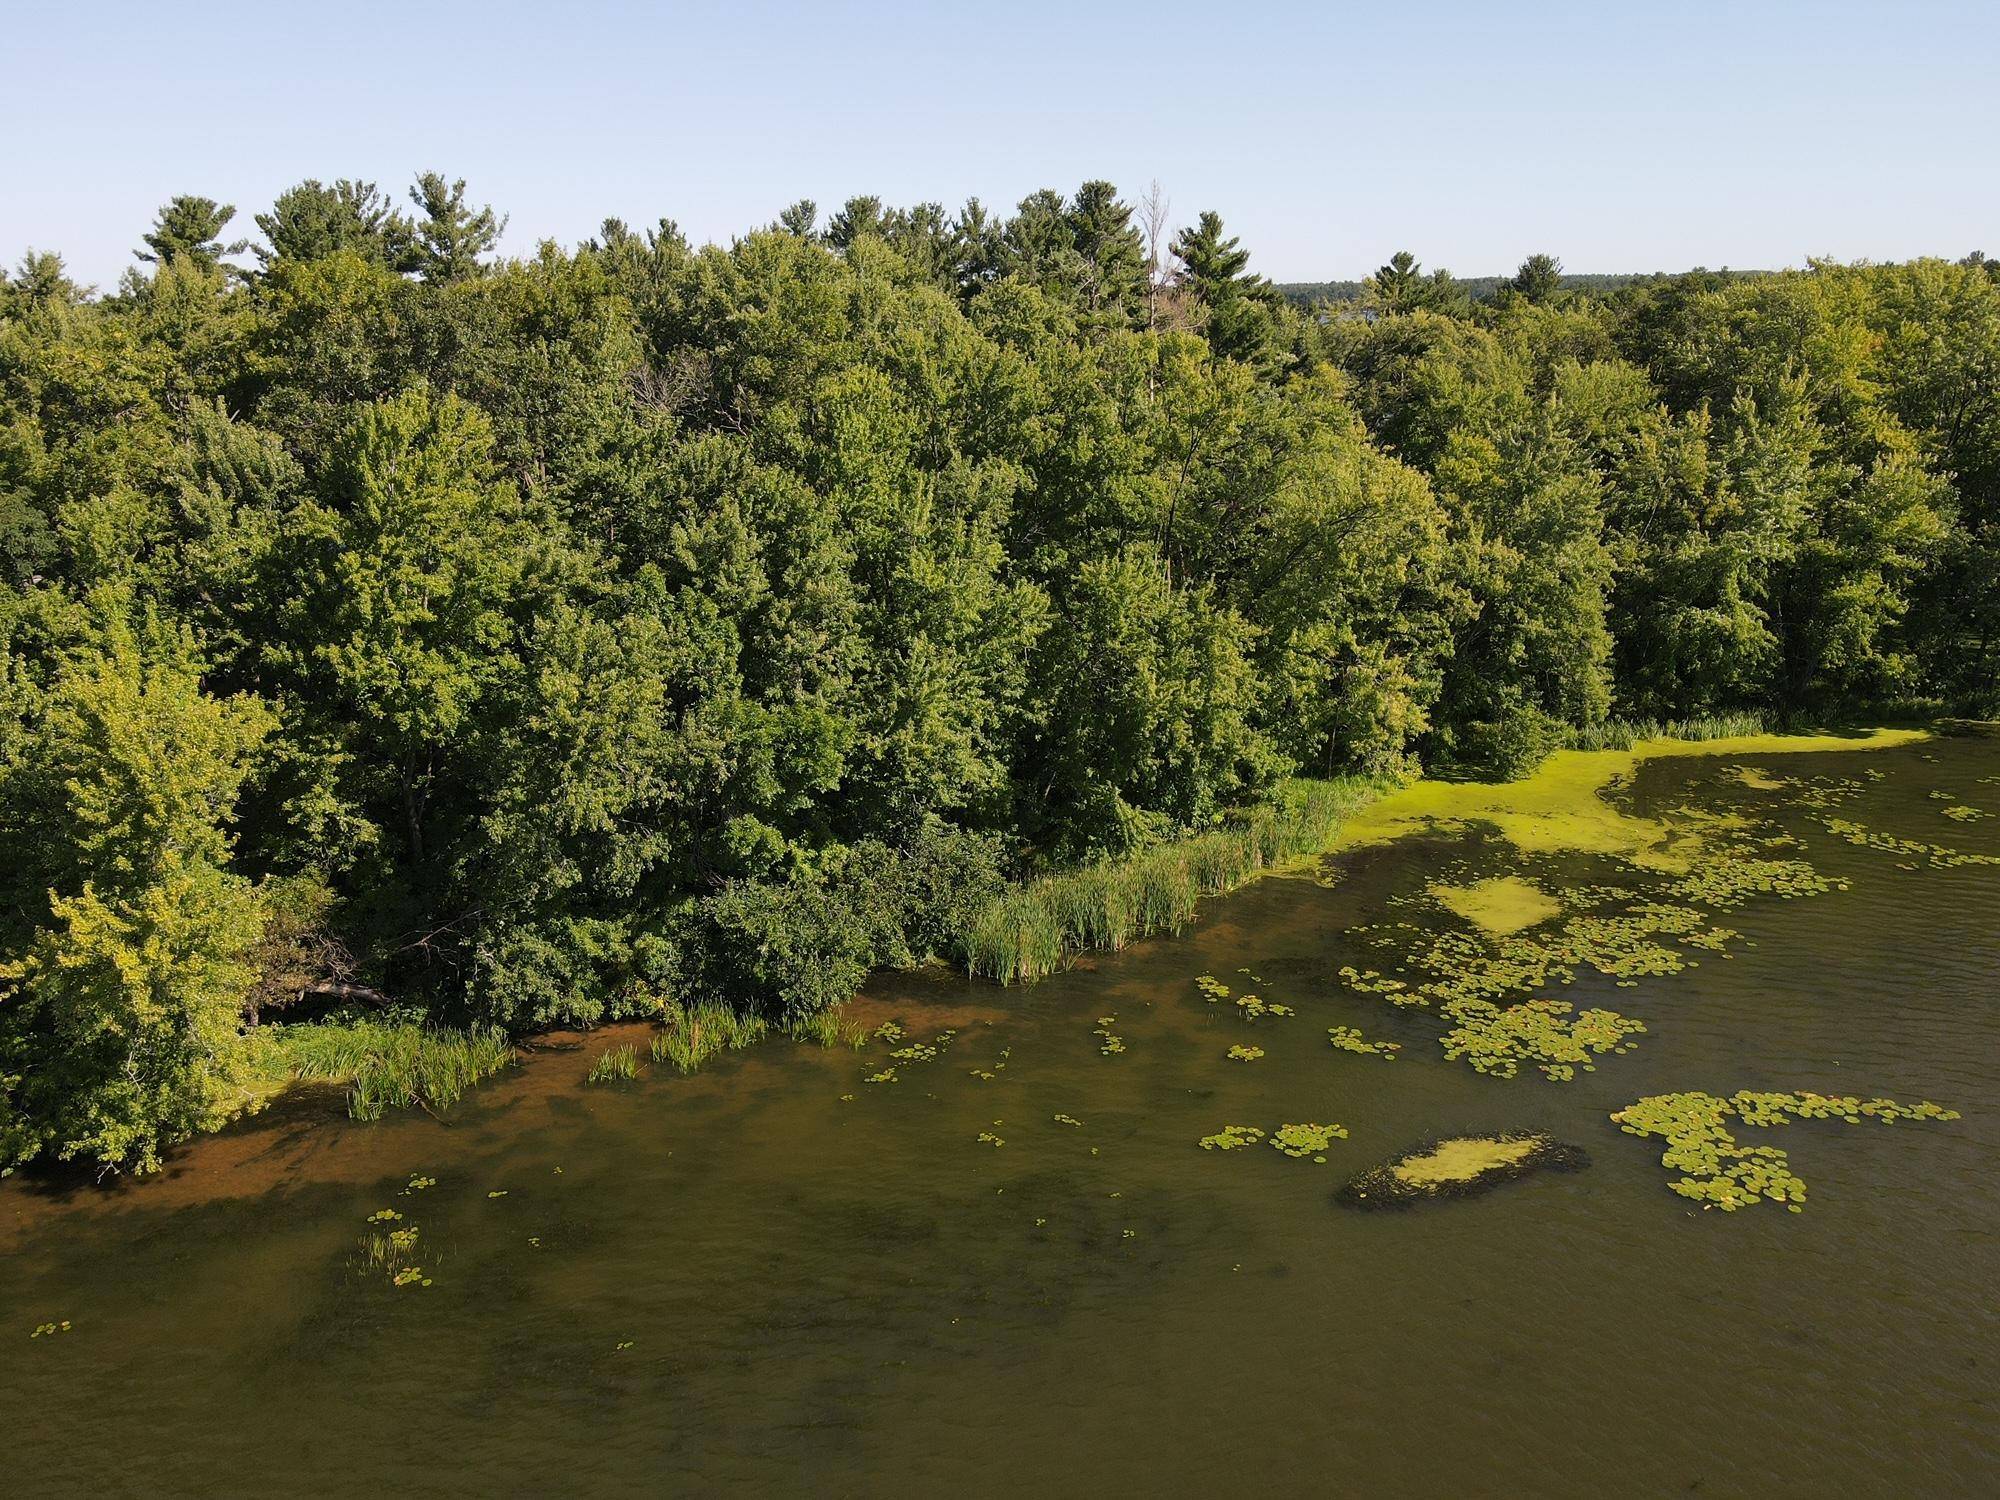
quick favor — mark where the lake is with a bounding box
[5,732,1997,1498]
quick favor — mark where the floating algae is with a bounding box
[1610,1090,1962,1212]
[1328,729,1926,868]
[1429,876,1562,935]
[1331,773,1875,1078]
[1726,765,1792,791]
[1338,1132,1588,1208]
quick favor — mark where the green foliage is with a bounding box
[586,1044,638,1084]
[0,178,1990,1168]
[963,777,1381,983]
[258,1016,515,1120]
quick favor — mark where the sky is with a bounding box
[4,0,1997,290]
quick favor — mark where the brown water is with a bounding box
[5,738,1999,1498]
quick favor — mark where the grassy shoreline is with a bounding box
[961,775,1393,984]
[231,722,1936,1130]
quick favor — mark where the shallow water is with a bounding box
[5,736,1999,1498]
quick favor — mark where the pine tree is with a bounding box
[1506,253,1565,305]
[254,179,407,267]
[1170,210,1280,363]
[136,196,248,272]
[402,172,505,282]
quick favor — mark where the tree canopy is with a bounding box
[2,173,1994,1171]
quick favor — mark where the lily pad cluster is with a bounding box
[1094,1016,1126,1055]
[1233,993,1293,1021]
[865,1027,958,1085]
[1326,1025,1400,1060]
[359,1210,430,1286]
[1610,1089,1962,1212]
[1820,816,2000,868]
[1226,1044,1265,1062]
[1198,1125,1265,1151]
[1268,1122,1347,1159]
[1439,997,1644,1080]
[1197,1121,1347,1158]
[1336,965,1407,996]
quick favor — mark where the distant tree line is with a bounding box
[1274,264,1776,308]
[2,176,1994,1171]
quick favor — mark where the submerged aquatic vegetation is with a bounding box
[586,1044,639,1084]
[1611,1090,1962,1212]
[1192,1128,1256,1152]
[1340,1132,1589,1208]
[1326,1026,1400,1060]
[1269,1122,1347,1159]
[1226,1044,1265,1062]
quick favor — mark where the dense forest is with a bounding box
[2,177,1996,1174]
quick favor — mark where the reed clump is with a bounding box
[649,1001,768,1073]
[585,1044,639,1084]
[264,1018,516,1119]
[963,776,1386,984]
[1567,713,1766,752]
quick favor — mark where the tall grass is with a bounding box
[263,1019,516,1119]
[1567,713,1766,752]
[586,1043,639,1084]
[962,776,1387,984]
[785,1006,869,1050]
[649,1001,768,1073]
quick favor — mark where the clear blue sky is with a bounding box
[5,0,1996,290]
